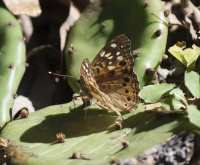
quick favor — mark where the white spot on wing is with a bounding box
[107,66,115,70]
[109,62,112,65]
[116,52,120,55]
[100,51,105,57]
[107,56,113,59]
[117,56,123,61]
[105,52,111,57]
[111,43,117,48]
[82,65,86,70]
[85,62,89,67]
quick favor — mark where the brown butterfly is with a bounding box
[79,34,139,121]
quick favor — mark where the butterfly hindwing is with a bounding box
[99,73,139,112]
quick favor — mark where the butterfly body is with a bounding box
[80,35,139,117]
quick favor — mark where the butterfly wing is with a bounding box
[92,34,133,83]
[80,59,102,98]
[80,59,122,115]
[91,35,139,112]
[100,74,139,112]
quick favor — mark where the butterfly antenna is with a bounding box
[48,71,76,79]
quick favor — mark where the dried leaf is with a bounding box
[19,15,33,42]
[3,0,41,17]
[60,2,80,51]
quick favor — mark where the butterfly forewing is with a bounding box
[80,59,105,100]
[92,34,133,83]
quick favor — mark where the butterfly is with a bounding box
[79,34,139,121]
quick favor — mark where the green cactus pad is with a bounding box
[1,102,193,165]
[0,7,26,127]
[65,0,168,91]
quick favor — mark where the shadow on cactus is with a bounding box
[20,108,117,143]
[19,106,187,144]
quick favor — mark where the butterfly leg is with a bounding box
[72,93,83,109]
[114,115,123,129]
[82,95,92,107]
[108,111,123,130]
[72,92,92,109]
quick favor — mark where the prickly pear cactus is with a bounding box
[0,0,177,164]
[0,7,26,127]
